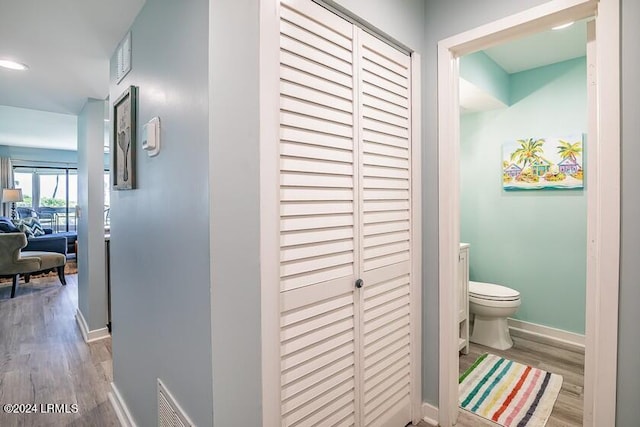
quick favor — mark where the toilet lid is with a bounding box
[469,281,520,301]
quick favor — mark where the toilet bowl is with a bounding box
[469,281,521,350]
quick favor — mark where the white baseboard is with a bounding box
[508,318,584,352]
[421,402,439,426]
[109,382,138,427]
[75,309,110,343]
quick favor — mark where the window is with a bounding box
[38,170,77,232]
[13,172,33,208]
[13,167,77,233]
[13,166,110,232]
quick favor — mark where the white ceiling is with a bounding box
[483,20,587,74]
[0,0,145,119]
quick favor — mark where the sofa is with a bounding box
[0,216,76,257]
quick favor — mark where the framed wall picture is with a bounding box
[502,133,584,190]
[112,86,137,190]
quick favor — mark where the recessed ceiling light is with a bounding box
[552,22,574,30]
[0,59,29,71]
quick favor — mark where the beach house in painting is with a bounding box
[531,158,552,176]
[558,158,580,175]
[504,164,522,178]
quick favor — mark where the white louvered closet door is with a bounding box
[278,1,413,426]
[358,31,413,427]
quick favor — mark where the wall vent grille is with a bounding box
[158,379,193,427]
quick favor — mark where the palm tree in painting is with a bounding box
[557,140,582,163]
[510,138,545,172]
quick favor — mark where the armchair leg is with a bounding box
[11,275,19,298]
[24,274,31,283]
[57,266,66,285]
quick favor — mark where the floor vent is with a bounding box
[158,379,194,427]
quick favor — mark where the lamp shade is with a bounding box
[2,188,23,203]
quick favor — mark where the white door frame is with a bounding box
[259,1,423,425]
[437,0,620,426]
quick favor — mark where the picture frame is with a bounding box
[112,86,137,190]
[502,133,584,191]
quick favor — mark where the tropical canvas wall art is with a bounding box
[502,134,584,190]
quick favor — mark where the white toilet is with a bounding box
[469,281,521,350]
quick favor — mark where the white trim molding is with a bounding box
[75,309,110,343]
[109,382,137,427]
[437,39,461,427]
[508,318,585,352]
[410,51,423,425]
[421,402,439,426]
[259,0,282,425]
[583,1,621,424]
[437,1,620,426]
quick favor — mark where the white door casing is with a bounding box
[436,0,620,426]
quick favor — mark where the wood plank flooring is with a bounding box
[0,273,584,427]
[0,274,119,427]
[421,334,584,427]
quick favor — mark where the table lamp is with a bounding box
[2,188,23,220]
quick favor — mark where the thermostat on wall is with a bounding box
[142,117,160,157]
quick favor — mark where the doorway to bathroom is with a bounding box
[437,1,620,427]
[457,19,589,427]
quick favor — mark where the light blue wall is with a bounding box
[331,0,426,52]
[461,57,587,334]
[460,52,510,105]
[102,1,640,424]
[108,0,212,425]
[77,98,107,331]
[209,0,261,425]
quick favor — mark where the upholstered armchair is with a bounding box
[0,233,66,298]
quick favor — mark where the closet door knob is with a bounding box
[355,278,364,289]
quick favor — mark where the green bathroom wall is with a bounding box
[461,56,587,334]
[460,52,510,106]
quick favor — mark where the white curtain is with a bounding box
[0,157,14,218]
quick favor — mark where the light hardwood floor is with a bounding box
[421,334,584,427]
[0,274,119,427]
[0,274,583,427]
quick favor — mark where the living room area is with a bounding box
[0,115,111,293]
[0,101,115,349]
[0,1,141,422]
[0,148,111,260]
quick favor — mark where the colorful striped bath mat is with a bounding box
[459,354,563,427]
